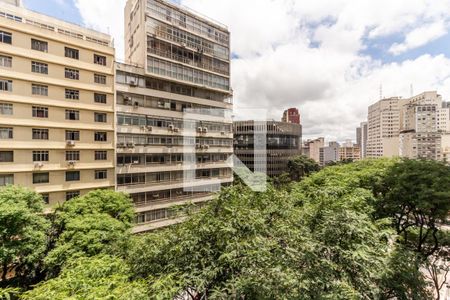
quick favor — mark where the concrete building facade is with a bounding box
[0,1,115,204]
[234,120,302,177]
[367,97,405,158]
[399,91,449,160]
[123,0,233,231]
[302,137,324,163]
[319,141,339,166]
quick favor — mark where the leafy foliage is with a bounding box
[22,255,147,300]
[0,186,49,286]
[287,155,320,181]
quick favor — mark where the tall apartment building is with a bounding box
[234,120,302,177]
[282,108,300,124]
[302,137,324,163]
[367,97,405,158]
[0,1,115,204]
[122,0,233,231]
[399,91,450,160]
[359,121,368,158]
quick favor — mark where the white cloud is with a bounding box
[389,21,448,55]
[74,0,127,60]
[75,0,450,141]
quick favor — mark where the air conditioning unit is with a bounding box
[173,127,179,133]
[67,160,76,166]
[168,124,175,131]
[126,142,135,148]
[117,142,126,148]
[202,127,208,133]
[195,143,201,149]
[34,162,44,168]
[66,140,75,147]
[133,101,140,108]
[140,126,146,131]
[146,126,153,131]
[221,131,225,135]
[133,160,140,164]
[124,97,132,104]
[129,80,138,87]
[203,145,210,149]
[197,127,203,133]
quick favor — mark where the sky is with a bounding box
[22,0,450,142]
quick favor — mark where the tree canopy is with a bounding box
[0,158,449,299]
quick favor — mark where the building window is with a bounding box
[0,103,12,115]
[32,128,49,140]
[95,150,107,160]
[33,151,49,162]
[0,127,13,139]
[33,173,49,184]
[94,132,107,141]
[65,110,79,120]
[94,54,106,66]
[0,79,12,91]
[66,191,80,200]
[32,106,48,118]
[65,68,79,80]
[32,84,48,96]
[31,61,48,74]
[0,174,13,186]
[65,151,80,161]
[95,170,107,179]
[94,74,106,84]
[0,151,13,162]
[65,47,79,59]
[0,31,12,44]
[0,55,12,67]
[94,113,107,123]
[66,171,80,181]
[31,39,48,52]
[65,89,79,100]
[94,93,107,103]
[41,193,49,204]
[65,130,80,141]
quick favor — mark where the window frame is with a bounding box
[94,54,107,66]
[32,106,48,118]
[0,55,12,67]
[32,84,48,96]
[94,74,107,84]
[64,47,79,59]
[0,174,13,186]
[65,171,80,182]
[0,31,12,44]
[31,39,48,52]
[0,103,13,115]
[65,68,80,80]
[65,150,80,161]
[95,150,107,160]
[94,93,107,104]
[0,79,12,91]
[33,172,49,184]
[95,169,107,180]
[32,150,49,162]
[32,128,49,140]
[65,89,79,100]
[94,112,107,123]
[31,61,48,74]
[0,151,13,162]
[94,131,107,142]
[0,127,13,139]
[65,109,80,120]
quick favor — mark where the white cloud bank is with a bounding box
[75,0,450,141]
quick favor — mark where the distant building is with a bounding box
[319,141,340,166]
[302,137,324,163]
[339,140,361,161]
[282,108,300,124]
[234,120,302,177]
[399,91,449,160]
[367,97,405,158]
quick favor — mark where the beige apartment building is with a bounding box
[0,1,115,204]
[399,91,450,160]
[367,97,405,158]
[302,137,324,163]
[339,140,361,161]
[122,0,233,231]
